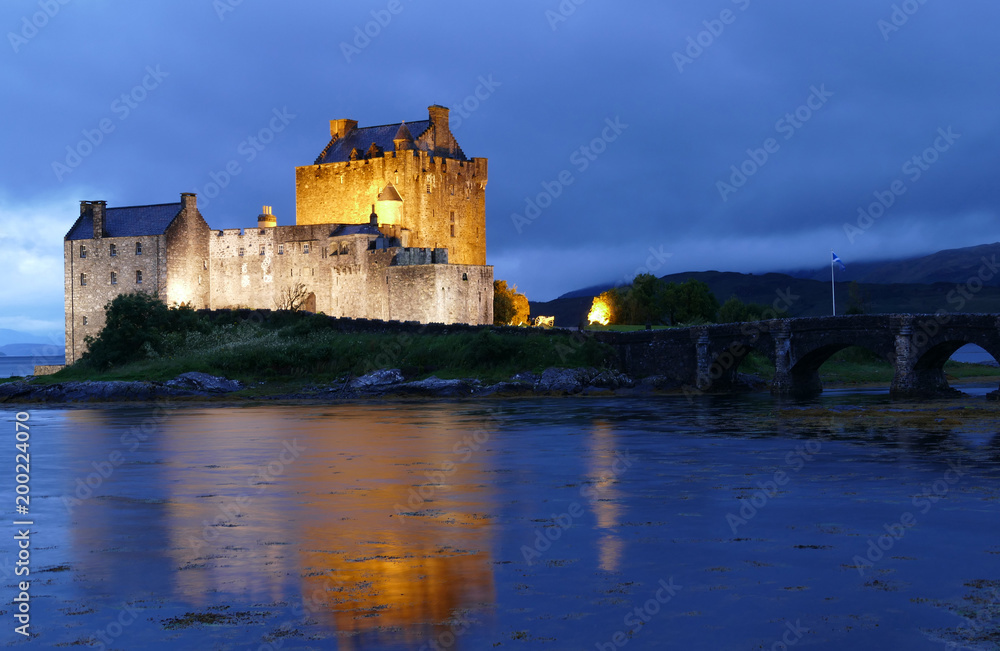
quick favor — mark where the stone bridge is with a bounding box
[594,314,1000,399]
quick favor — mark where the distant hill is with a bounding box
[0,329,62,348]
[530,270,1000,328]
[786,243,1000,285]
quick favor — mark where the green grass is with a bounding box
[40,320,615,386]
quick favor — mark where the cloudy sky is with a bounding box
[1,0,997,338]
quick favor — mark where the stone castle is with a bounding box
[63,105,493,363]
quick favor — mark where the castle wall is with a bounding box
[387,264,493,325]
[64,234,166,362]
[295,152,487,266]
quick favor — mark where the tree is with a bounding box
[662,279,719,325]
[82,292,205,370]
[274,283,310,311]
[493,280,529,325]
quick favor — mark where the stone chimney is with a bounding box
[258,205,277,228]
[369,204,379,227]
[181,192,197,214]
[330,119,358,140]
[88,200,107,239]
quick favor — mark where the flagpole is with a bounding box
[831,250,836,316]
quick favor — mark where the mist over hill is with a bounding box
[530,243,1000,327]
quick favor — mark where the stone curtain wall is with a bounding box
[295,152,488,266]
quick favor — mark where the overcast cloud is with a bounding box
[2,0,997,337]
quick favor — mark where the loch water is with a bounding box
[3,388,1000,649]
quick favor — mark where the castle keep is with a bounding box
[63,105,493,363]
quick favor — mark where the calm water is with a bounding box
[3,392,999,649]
[0,356,64,379]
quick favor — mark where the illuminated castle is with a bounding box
[62,106,493,363]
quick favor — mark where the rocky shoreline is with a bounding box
[4,368,993,404]
[0,368,693,404]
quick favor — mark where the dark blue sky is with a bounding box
[2,0,998,337]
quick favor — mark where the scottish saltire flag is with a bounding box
[832,251,846,271]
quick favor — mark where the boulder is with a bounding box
[166,372,243,393]
[349,368,405,390]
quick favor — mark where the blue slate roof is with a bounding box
[331,223,383,237]
[316,120,438,164]
[66,203,182,240]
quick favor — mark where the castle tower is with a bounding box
[295,105,487,266]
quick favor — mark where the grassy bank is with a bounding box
[38,314,614,386]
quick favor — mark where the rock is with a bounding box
[166,372,243,393]
[536,367,596,394]
[349,368,405,390]
[589,369,635,390]
[510,371,540,385]
[0,381,34,402]
[391,376,479,397]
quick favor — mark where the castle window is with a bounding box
[135,241,142,255]
[238,247,245,257]
[111,271,117,285]
[462,273,468,281]
[340,242,349,255]
[135,270,143,284]
[203,259,208,270]
[109,243,117,257]
[80,273,87,286]
[278,244,284,255]
[303,243,310,254]
[260,245,265,255]
[450,211,455,223]
[82,316,88,326]
[80,244,87,258]
[450,225,456,238]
